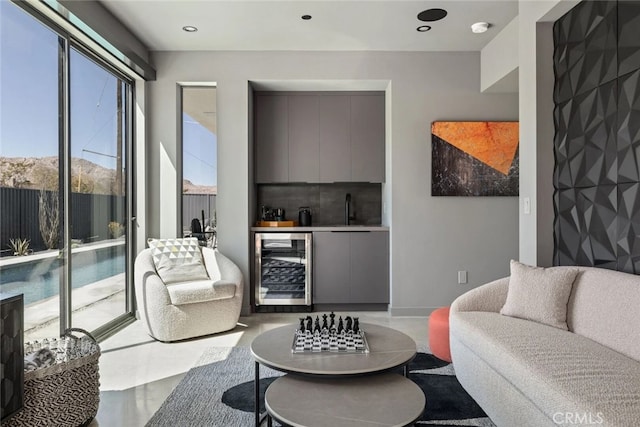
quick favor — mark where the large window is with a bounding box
[181,86,217,248]
[0,2,134,341]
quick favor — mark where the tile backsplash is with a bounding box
[257,183,382,226]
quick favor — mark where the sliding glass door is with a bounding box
[0,1,135,341]
[68,47,131,333]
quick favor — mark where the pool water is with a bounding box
[0,246,125,305]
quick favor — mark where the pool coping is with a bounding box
[0,239,125,267]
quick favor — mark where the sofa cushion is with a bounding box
[568,267,640,362]
[166,279,236,305]
[500,260,578,330]
[451,311,640,426]
[147,237,210,284]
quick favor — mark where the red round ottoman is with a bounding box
[429,306,451,362]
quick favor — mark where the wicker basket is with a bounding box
[2,328,100,427]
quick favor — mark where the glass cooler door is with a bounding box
[255,233,312,306]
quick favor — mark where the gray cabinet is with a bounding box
[289,95,319,182]
[255,94,288,183]
[350,231,389,303]
[255,92,385,183]
[319,95,350,182]
[313,231,389,304]
[313,231,350,303]
[351,94,385,183]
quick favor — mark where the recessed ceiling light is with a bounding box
[417,25,431,32]
[301,15,312,20]
[471,22,490,33]
[182,26,198,33]
[417,8,447,22]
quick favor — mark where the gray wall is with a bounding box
[147,50,519,315]
[536,22,556,267]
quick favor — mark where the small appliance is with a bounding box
[274,208,286,221]
[298,207,312,226]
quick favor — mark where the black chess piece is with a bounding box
[353,318,360,333]
[322,314,328,330]
[306,316,313,332]
[345,316,353,332]
[329,311,336,329]
[299,318,306,332]
[338,317,344,333]
[314,316,321,333]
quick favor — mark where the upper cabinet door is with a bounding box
[255,94,289,183]
[350,94,385,183]
[288,95,320,182]
[319,95,351,183]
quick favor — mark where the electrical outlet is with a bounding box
[458,270,468,284]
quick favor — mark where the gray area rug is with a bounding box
[147,346,495,426]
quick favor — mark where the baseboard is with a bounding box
[240,305,251,316]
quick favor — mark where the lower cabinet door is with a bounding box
[350,232,389,303]
[313,232,350,303]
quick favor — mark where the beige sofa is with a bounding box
[135,247,243,342]
[450,266,640,427]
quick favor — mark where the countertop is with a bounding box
[251,225,389,232]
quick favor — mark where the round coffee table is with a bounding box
[251,323,418,426]
[265,373,425,427]
[251,323,417,375]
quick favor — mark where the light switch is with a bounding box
[524,197,531,215]
[458,271,467,284]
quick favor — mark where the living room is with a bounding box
[1,0,639,426]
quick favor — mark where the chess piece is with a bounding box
[322,314,328,330]
[306,316,313,332]
[353,318,360,333]
[314,316,321,333]
[345,316,353,332]
[299,318,306,332]
[338,317,344,333]
[329,311,336,329]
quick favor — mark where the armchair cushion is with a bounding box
[147,237,209,284]
[166,279,237,305]
[500,260,578,330]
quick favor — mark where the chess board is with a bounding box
[291,329,370,353]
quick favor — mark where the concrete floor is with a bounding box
[90,312,429,426]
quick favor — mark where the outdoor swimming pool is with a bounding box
[0,245,125,305]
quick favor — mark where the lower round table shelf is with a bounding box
[265,373,426,427]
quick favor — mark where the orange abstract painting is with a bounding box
[431,121,519,196]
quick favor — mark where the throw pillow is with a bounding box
[500,260,578,330]
[147,237,209,284]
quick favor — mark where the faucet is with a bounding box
[345,193,355,225]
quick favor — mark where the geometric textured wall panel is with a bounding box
[618,183,640,271]
[618,1,640,77]
[618,69,640,183]
[554,0,640,273]
[554,81,618,189]
[554,186,618,269]
[553,0,617,104]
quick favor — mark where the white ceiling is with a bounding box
[100,0,519,52]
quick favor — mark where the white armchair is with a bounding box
[134,247,243,342]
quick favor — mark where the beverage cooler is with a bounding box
[254,233,312,309]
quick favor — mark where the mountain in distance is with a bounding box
[183,180,217,195]
[1,156,216,195]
